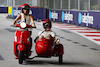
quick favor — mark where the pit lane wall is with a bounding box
[0,7,8,13]
[11,7,47,21]
[2,6,100,29]
[49,10,100,29]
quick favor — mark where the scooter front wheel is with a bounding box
[18,51,24,64]
[59,55,63,64]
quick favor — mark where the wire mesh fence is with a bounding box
[0,0,37,7]
[1,0,100,11]
[38,0,100,11]
[0,0,7,7]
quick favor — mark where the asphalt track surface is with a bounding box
[0,14,100,67]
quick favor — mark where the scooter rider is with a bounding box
[34,19,56,42]
[11,4,36,59]
[11,4,36,35]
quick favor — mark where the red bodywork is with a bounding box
[14,24,32,57]
[54,44,64,55]
[35,38,64,57]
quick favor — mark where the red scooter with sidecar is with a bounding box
[12,22,64,64]
[12,22,35,64]
[35,38,64,64]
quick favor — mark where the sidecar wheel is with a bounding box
[59,55,63,64]
[18,51,24,64]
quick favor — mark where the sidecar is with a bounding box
[35,38,64,63]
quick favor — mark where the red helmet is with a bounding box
[43,19,52,29]
[21,4,30,13]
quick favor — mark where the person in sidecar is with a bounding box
[34,19,56,42]
[11,4,36,35]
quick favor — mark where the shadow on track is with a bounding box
[23,60,93,67]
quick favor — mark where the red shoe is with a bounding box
[15,57,18,59]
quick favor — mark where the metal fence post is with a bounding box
[88,0,90,11]
[61,0,62,9]
[78,0,80,10]
[54,0,55,9]
[68,0,70,9]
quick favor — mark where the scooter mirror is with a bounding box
[56,38,60,43]
[20,22,27,28]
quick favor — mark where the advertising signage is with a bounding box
[12,7,47,20]
[11,7,100,29]
[49,10,100,29]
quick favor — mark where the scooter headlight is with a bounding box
[20,22,26,28]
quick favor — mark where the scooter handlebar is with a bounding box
[10,24,36,28]
[31,26,36,28]
[26,25,36,28]
[10,25,16,27]
[10,24,20,27]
